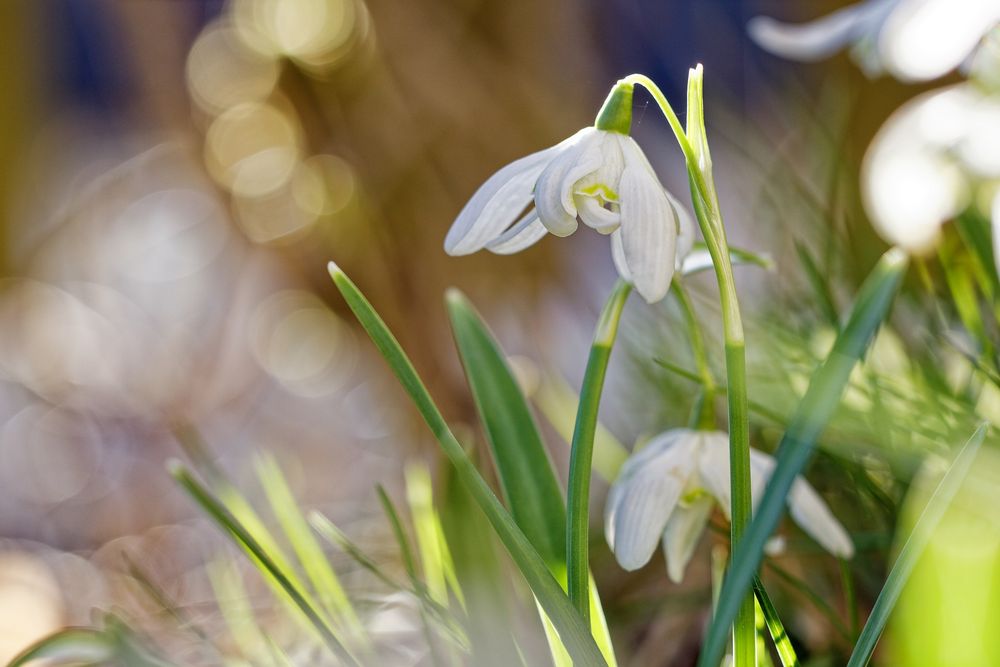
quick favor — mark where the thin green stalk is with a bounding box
[674,279,716,429]
[566,279,632,621]
[624,67,755,665]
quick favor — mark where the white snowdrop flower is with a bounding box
[604,429,854,583]
[444,83,694,303]
[862,83,1000,253]
[749,0,1000,82]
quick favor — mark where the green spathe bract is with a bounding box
[594,81,634,134]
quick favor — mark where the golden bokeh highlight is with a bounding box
[186,21,280,115]
[249,290,356,397]
[231,0,364,70]
[205,101,302,198]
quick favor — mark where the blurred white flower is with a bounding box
[604,429,854,582]
[749,0,1000,82]
[444,126,694,303]
[862,83,1000,254]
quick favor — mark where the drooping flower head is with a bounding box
[862,82,1000,258]
[444,82,694,303]
[605,429,854,582]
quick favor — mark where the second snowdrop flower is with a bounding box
[605,429,855,583]
[444,82,694,303]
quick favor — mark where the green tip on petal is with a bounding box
[594,81,634,135]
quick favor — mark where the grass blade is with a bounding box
[698,248,908,667]
[170,461,360,667]
[846,423,988,667]
[327,262,607,667]
[255,454,368,648]
[753,576,799,667]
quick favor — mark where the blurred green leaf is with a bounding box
[7,628,115,667]
[440,462,525,667]
[847,423,988,667]
[699,248,908,667]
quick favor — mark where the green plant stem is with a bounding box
[673,279,716,429]
[567,279,632,622]
[625,68,755,666]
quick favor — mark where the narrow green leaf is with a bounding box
[446,288,619,666]
[445,289,567,567]
[7,628,115,667]
[170,461,359,667]
[753,577,800,667]
[327,262,607,667]
[846,423,988,667]
[698,248,908,667]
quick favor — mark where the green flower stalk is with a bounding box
[614,67,757,665]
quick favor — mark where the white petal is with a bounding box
[610,229,631,282]
[747,447,855,558]
[534,128,602,236]
[617,138,678,303]
[666,190,696,265]
[749,448,778,510]
[605,429,698,571]
[788,478,855,558]
[576,195,620,234]
[445,142,561,256]
[680,249,714,275]
[485,210,547,255]
[879,0,1000,82]
[747,1,888,62]
[573,132,626,203]
[695,431,734,518]
[661,494,714,583]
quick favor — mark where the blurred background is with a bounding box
[0,1,997,665]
